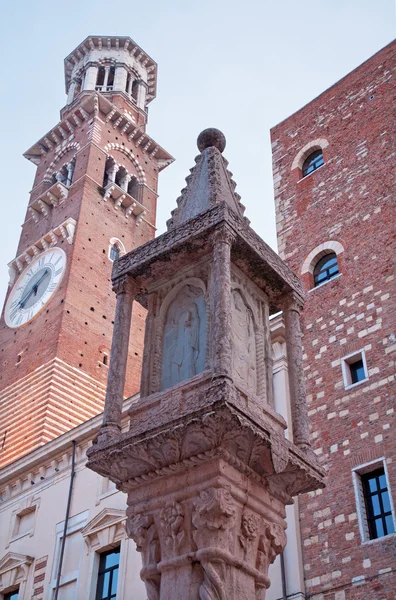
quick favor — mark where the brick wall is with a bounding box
[271,41,395,599]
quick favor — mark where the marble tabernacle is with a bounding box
[87,128,325,599]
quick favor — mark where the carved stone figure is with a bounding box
[161,284,206,390]
[231,289,257,393]
[160,501,185,554]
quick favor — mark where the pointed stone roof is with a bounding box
[167,128,248,230]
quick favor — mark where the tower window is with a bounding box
[96,547,120,600]
[313,253,339,286]
[107,67,115,90]
[96,67,105,89]
[4,590,19,600]
[362,468,395,539]
[109,244,120,261]
[302,149,324,177]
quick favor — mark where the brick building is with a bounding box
[271,40,395,599]
[0,36,173,468]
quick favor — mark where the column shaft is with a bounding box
[283,294,311,449]
[212,227,235,377]
[101,275,136,438]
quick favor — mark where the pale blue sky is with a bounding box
[0,0,394,307]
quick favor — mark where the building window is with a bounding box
[313,253,339,286]
[4,591,19,600]
[362,468,395,539]
[95,547,120,600]
[302,149,324,177]
[109,244,120,262]
[341,349,368,389]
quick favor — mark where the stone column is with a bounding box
[99,274,136,441]
[67,79,78,104]
[83,64,99,90]
[283,292,311,450]
[107,163,119,184]
[114,64,128,92]
[263,301,275,408]
[120,172,132,192]
[102,66,110,91]
[127,73,134,96]
[136,81,148,109]
[211,226,235,378]
[66,161,75,187]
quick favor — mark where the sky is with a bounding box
[0,0,394,308]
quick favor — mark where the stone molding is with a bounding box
[87,399,324,501]
[112,204,304,311]
[301,239,345,275]
[7,217,76,285]
[81,508,126,551]
[0,552,33,593]
[291,138,329,171]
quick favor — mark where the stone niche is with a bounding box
[141,260,270,404]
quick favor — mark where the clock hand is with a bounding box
[19,269,49,308]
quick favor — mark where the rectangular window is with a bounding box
[4,591,19,600]
[341,349,368,389]
[96,547,120,600]
[353,459,396,542]
[362,468,395,539]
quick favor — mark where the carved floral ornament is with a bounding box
[90,403,323,501]
[124,487,287,600]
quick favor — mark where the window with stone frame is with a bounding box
[341,349,368,389]
[95,547,120,600]
[353,460,395,542]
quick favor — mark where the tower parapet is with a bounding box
[63,35,156,121]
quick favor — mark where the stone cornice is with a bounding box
[24,93,174,169]
[87,397,325,502]
[112,203,303,309]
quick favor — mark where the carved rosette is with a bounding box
[159,501,185,555]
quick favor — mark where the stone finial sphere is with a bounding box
[197,128,226,153]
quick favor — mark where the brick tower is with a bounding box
[271,42,395,598]
[0,36,173,468]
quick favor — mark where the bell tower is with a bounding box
[0,36,173,468]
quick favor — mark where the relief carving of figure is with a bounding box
[231,289,257,393]
[161,284,206,390]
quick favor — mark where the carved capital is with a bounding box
[209,224,236,248]
[159,501,185,555]
[112,274,137,296]
[282,291,305,314]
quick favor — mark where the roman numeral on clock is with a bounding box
[47,282,57,293]
[54,268,63,277]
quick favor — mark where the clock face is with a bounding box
[5,248,67,329]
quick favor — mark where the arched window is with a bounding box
[109,244,120,262]
[302,149,324,177]
[108,238,125,262]
[313,253,339,286]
